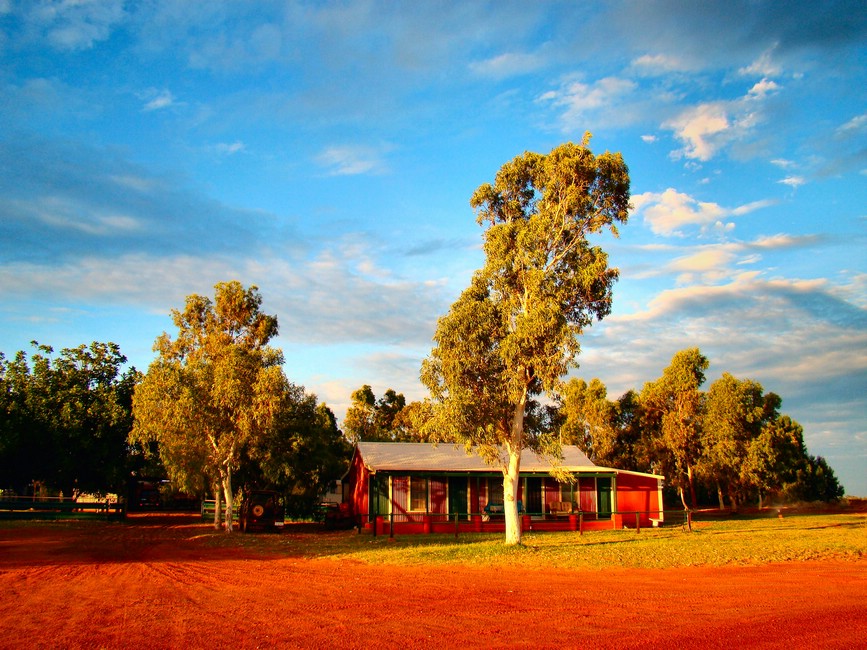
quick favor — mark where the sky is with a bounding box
[1,1,865,495]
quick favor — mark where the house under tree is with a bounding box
[344,442,664,534]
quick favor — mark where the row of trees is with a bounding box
[0,286,350,530]
[0,342,138,498]
[555,348,843,510]
[343,347,842,515]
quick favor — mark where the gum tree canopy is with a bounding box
[422,136,630,545]
[131,281,283,532]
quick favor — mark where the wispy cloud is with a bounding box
[632,188,734,237]
[469,50,546,79]
[738,47,782,77]
[142,89,176,112]
[837,113,867,135]
[538,75,639,129]
[316,144,391,176]
[23,0,126,51]
[778,176,806,188]
[664,78,780,162]
[214,141,246,155]
[630,53,684,73]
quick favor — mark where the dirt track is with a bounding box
[1,514,865,649]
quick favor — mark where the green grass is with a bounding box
[6,509,864,570]
[236,512,867,569]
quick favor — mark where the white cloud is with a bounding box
[469,51,545,79]
[778,176,806,188]
[538,75,638,129]
[316,144,391,176]
[142,89,175,112]
[750,233,819,249]
[584,275,867,439]
[747,78,780,98]
[664,77,782,162]
[27,0,126,51]
[664,102,730,161]
[837,113,867,134]
[11,195,143,236]
[0,240,445,348]
[215,141,246,155]
[632,188,728,236]
[738,47,782,77]
[731,198,777,216]
[632,190,777,239]
[641,134,657,143]
[670,248,737,284]
[630,53,690,75]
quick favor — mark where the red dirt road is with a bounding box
[1,515,865,649]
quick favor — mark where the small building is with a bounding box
[344,441,664,534]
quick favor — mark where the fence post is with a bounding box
[636,512,640,533]
[454,512,459,539]
[579,512,584,535]
[389,512,394,539]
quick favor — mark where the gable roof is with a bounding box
[354,441,599,473]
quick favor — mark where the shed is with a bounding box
[344,442,664,534]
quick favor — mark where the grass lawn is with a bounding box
[213,509,867,570]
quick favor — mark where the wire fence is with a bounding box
[0,495,126,520]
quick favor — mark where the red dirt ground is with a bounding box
[1,514,865,649]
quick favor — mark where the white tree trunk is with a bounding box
[503,449,523,545]
[213,480,222,530]
[222,469,234,533]
[503,396,526,546]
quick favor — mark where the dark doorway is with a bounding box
[596,477,612,519]
[448,477,468,519]
[525,477,543,515]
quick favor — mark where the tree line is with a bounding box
[0,293,843,530]
[343,348,843,511]
[0,283,350,527]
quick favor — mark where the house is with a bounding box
[344,441,664,534]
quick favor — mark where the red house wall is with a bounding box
[346,447,663,533]
[615,473,662,526]
[347,451,370,523]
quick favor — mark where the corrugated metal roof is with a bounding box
[355,441,599,473]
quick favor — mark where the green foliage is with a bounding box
[422,138,630,543]
[131,281,350,531]
[700,373,767,507]
[548,349,844,507]
[0,342,138,496]
[640,348,708,508]
[343,385,410,443]
[131,281,285,530]
[247,385,350,502]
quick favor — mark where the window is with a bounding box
[487,478,504,504]
[410,476,427,511]
[560,482,575,502]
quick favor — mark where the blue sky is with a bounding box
[1,1,865,495]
